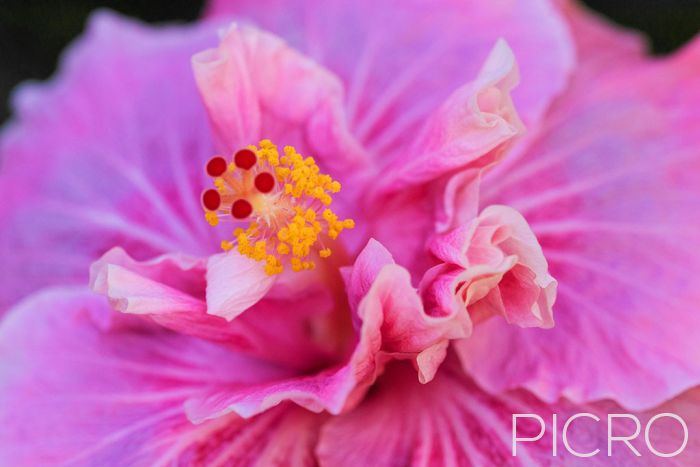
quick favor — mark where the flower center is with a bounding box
[201,139,355,275]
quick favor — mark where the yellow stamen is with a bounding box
[201,140,355,275]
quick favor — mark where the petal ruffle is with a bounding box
[185,238,470,422]
[344,239,470,383]
[374,39,524,194]
[366,41,524,273]
[90,247,334,370]
[317,361,700,466]
[192,23,367,174]
[204,0,574,160]
[426,205,556,329]
[0,288,328,466]
[0,12,220,311]
[468,34,700,408]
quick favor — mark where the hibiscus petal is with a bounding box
[90,247,208,315]
[427,205,556,329]
[90,248,335,370]
[468,34,700,408]
[0,12,223,312]
[317,361,700,466]
[345,239,471,383]
[0,288,325,466]
[185,239,470,422]
[205,251,275,321]
[204,0,574,159]
[375,39,524,193]
[366,41,524,273]
[192,22,366,174]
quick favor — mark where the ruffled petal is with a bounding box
[90,247,208,315]
[90,247,335,370]
[0,288,326,466]
[375,39,524,194]
[468,34,700,408]
[366,41,524,273]
[192,22,366,174]
[205,0,574,160]
[0,12,221,311]
[426,205,556,328]
[185,238,470,422]
[317,361,700,466]
[345,239,470,383]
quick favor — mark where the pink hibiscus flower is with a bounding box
[1,0,700,464]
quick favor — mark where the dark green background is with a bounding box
[1,0,699,122]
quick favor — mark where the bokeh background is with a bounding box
[1,0,699,122]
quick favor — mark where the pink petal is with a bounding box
[468,34,700,408]
[205,252,275,321]
[90,247,334,370]
[204,0,574,160]
[366,41,524,273]
[317,361,700,465]
[0,12,222,311]
[185,239,470,422]
[191,23,367,174]
[346,239,471,383]
[427,205,556,329]
[375,39,524,194]
[90,247,207,315]
[0,288,323,465]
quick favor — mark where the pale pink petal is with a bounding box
[426,205,556,329]
[205,252,275,321]
[317,361,700,466]
[205,0,574,160]
[90,247,207,315]
[90,247,335,370]
[375,39,524,194]
[468,35,700,408]
[0,12,221,311]
[192,23,366,174]
[0,288,323,466]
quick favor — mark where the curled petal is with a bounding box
[345,239,470,383]
[192,23,366,173]
[205,252,275,321]
[426,205,556,329]
[90,247,332,370]
[468,33,700,409]
[375,39,524,194]
[186,239,470,423]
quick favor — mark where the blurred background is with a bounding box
[1,0,699,122]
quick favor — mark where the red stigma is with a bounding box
[234,149,257,170]
[231,199,253,219]
[206,156,228,177]
[202,189,221,211]
[254,172,275,193]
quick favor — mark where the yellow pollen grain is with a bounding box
[205,211,219,226]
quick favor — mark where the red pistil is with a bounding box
[231,199,253,219]
[206,156,228,177]
[254,172,275,193]
[201,189,221,211]
[234,149,257,170]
